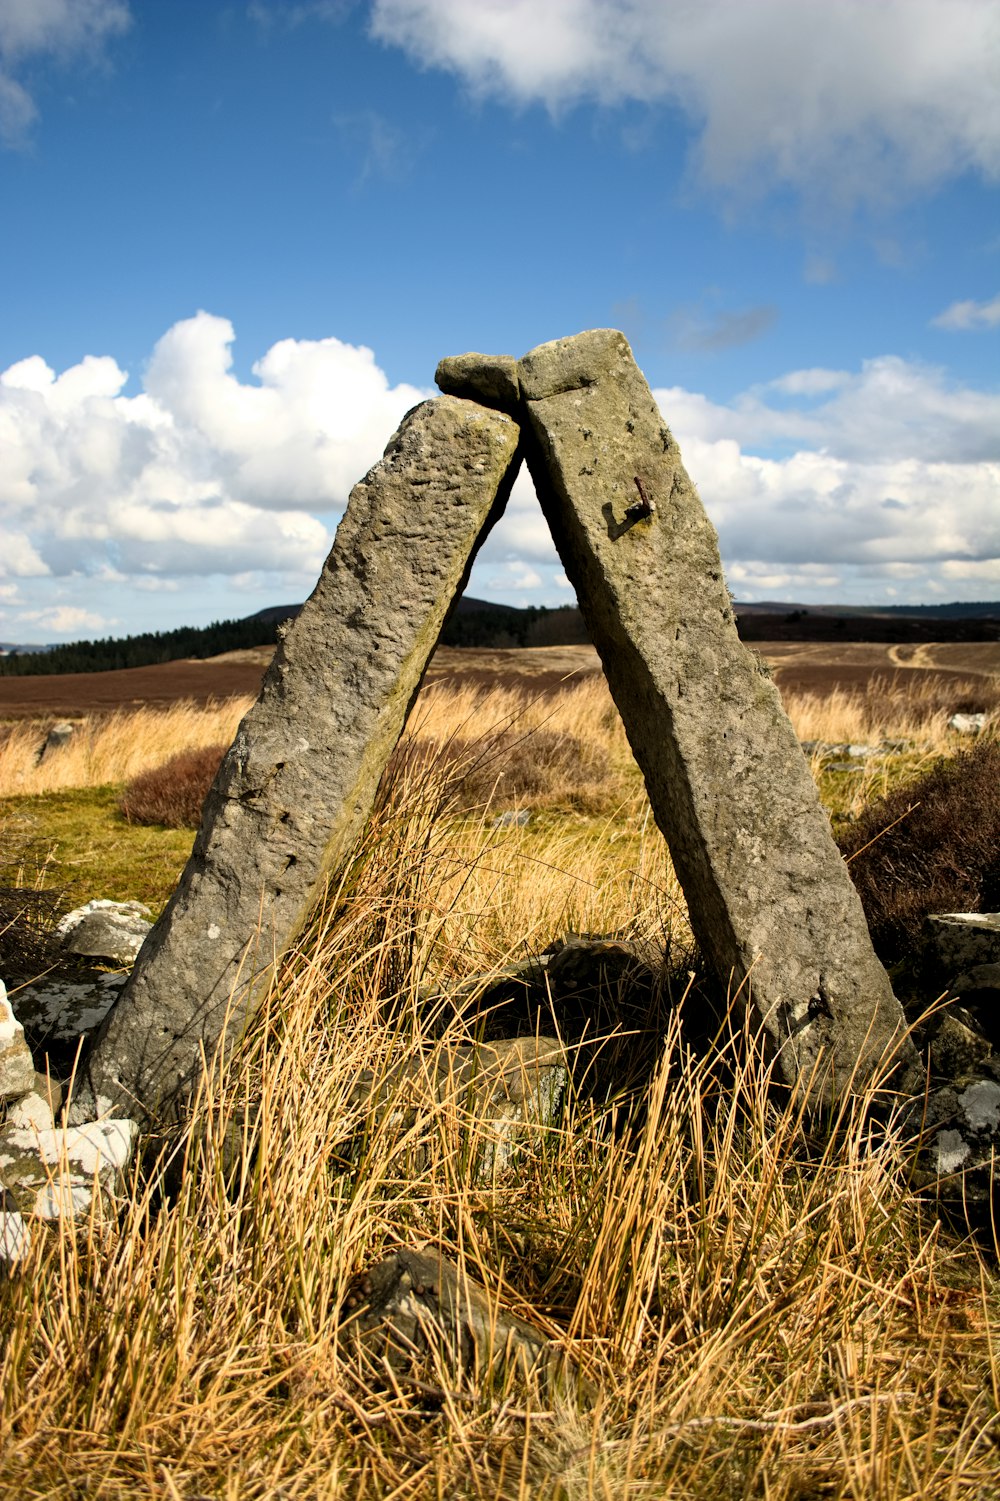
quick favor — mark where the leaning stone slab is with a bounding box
[509,329,914,1100]
[76,397,521,1121]
[0,1118,137,1219]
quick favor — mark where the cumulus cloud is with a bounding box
[932,293,1000,331]
[652,360,1000,599]
[0,311,429,593]
[369,0,1000,211]
[0,0,130,143]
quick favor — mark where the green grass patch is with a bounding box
[1,785,195,915]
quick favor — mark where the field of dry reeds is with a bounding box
[1,667,999,1498]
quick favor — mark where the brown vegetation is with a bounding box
[119,743,230,829]
[838,736,1000,964]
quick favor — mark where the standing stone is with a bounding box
[510,329,915,1100]
[76,397,521,1121]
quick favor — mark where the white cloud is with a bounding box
[19,605,113,634]
[0,311,429,587]
[0,0,130,143]
[932,293,1000,331]
[369,0,1000,211]
[653,360,1000,598]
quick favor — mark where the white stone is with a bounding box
[0,1209,31,1264]
[959,1079,1000,1132]
[7,1090,55,1132]
[948,713,987,734]
[0,1118,138,1221]
[0,984,36,1101]
[934,1128,971,1176]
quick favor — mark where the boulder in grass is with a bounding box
[14,972,126,1042]
[0,1187,31,1267]
[57,900,153,966]
[344,1245,577,1391]
[905,1065,1000,1210]
[922,914,1000,982]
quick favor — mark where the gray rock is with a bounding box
[905,1063,1000,1205]
[515,328,914,1102]
[435,352,520,413]
[36,720,75,763]
[0,1118,138,1219]
[57,899,153,965]
[13,972,125,1041]
[948,713,987,734]
[343,1245,575,1390]
[0,984,36,1101]
[351,1036,567,1178]
[923,914,1000,979]
[77,396,522,1121]
[492,809,531,828]
[927,1013,992,1078]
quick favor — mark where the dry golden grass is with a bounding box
[1,786,997,1499]
[0,698,253,798]
[1,671,998,1497]
[782,671,999,750]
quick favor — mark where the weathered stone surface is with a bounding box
[515,329,915,1101]
[926,1012,992,1079]
[14,972,126,1041]
[0,983,36,1100]
[351,1036,567,1178]
[0,1118,138,1218]
[6,1072,60,1132]
[344,1245,574,1389]
[905,1062,1000,1206]
[58,900,153,965]
[77,397,522,1121]
[435,352,520,413]
[923,913,1000,979]
[37,720,75,763]
[948,712,988,735]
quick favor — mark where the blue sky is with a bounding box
[1,0,999,641]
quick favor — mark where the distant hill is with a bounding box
[2,595,997,676]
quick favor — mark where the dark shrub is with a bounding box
[379,727,608,814]
[119,744,228,829]
[838,738,1000,964]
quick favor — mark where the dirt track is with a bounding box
[0,639,997,720]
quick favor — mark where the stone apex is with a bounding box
[518,328,634,403]
[434,352,520,413]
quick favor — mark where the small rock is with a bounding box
[905,1062,1000,1206]
[927,1013,992,1078]
[36,720,75,763]
[435,352,521,412]
[0,983,37,1101]
[344,1245,575,1389]
[57,900,153,966]
[948,713,987,735]
[492,809,531,829]
[0,1118,138,1219]
[923,914,1000,979]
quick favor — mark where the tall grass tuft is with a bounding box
[0,739,997,1498]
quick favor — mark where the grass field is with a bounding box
[1,657,999,1498]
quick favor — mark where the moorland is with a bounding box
[0,640,999,1498]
